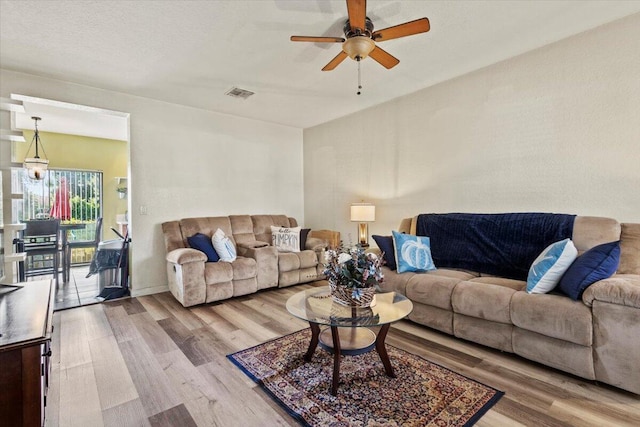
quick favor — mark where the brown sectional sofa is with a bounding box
[162,214,329,307]
[378,215,640,395]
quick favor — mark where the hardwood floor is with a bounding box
[46,282,640,427]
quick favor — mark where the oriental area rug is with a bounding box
[227,329,503,427]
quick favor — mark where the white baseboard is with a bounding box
[130,283,169,297]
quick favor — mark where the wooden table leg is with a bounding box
[304,322,320,362]
[375,324,396,378]
[330,326,341,396]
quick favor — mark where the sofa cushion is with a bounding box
[278,252,300,272]
[252,215,292,243]
[212,228,237,262]
[405,274,463,310]
[181,217,235,247]
[372,235,396,270]
[271,226,301,252]
[297,250,318,269]
[229,215,256,245]
[468,276,526,291]
[526,238,577,294]
[559,241,620,300]
[187,233,220,262]
[379,267,414,295]
[618,223,640,275]
[452,281,517,324]
[231,257,257,281]
[428,269,479,280]
[277,250,317,273]
[511,291,593,346]
[204,261,233,285]
[392,231,435,273]
[512,328,595,380]
[572,216,620,255]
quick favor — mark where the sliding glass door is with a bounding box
[14,168,103,265]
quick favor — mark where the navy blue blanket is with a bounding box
[416,213,576,280]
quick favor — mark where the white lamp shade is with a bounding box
[350,204,375,222]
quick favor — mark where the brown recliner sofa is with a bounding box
[377,215,640,395]
[162,214,331,307]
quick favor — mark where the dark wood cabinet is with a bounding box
[0,280,54,427]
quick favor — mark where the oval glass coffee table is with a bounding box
[286,286,413,395]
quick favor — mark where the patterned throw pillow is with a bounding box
[526,238,578,294]
[271,226,301,252]
[392,230,436,273]
[212,228,237,262]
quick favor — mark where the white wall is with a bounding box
[0,69,304,295]
[304,14,640,242]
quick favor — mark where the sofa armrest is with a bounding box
[367,247,382,257]
[166,248,207,264]
[582,274,640,309]
[305,237,327,251]
[308,230,340,249]
[237,244,278,289]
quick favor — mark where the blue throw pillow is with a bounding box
[187,233,220,262]
[526,239,578,294]
[558,241,621,300]
[372,235,397,270]
[392,230,436,273]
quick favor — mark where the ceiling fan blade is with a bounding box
[372,17,430,42]
[346,0,366,31]
[291,36,345,43]
[322,51,348,71]
[368,46,399,69]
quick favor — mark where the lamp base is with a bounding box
[358,222,369,248]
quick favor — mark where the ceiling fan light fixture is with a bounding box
[342,36,375,60]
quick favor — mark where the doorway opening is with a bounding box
[5,95,130,310]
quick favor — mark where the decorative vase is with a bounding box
[329,281,376,307]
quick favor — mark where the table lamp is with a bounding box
[350,203,375,247]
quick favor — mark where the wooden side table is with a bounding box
[0,279,54,426]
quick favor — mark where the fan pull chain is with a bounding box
[357,56,363,95]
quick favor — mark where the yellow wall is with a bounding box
[13,131,128,237]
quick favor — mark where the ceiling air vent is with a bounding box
[225,87,255,100]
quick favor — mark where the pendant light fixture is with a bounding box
[23,116,49,180]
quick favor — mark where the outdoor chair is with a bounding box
[64,217,102,282]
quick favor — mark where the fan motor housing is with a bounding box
[344,17,374,39]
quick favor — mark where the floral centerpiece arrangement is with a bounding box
[323,245,384,307]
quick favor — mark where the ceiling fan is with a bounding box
[290,0,430,72]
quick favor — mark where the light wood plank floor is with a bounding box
[46,282,640,427]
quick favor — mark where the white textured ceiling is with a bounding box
[1,0,639,130]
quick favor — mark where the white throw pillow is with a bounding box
[526,238,577,294]
[271,226,301,252]
[211,228,237,262]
